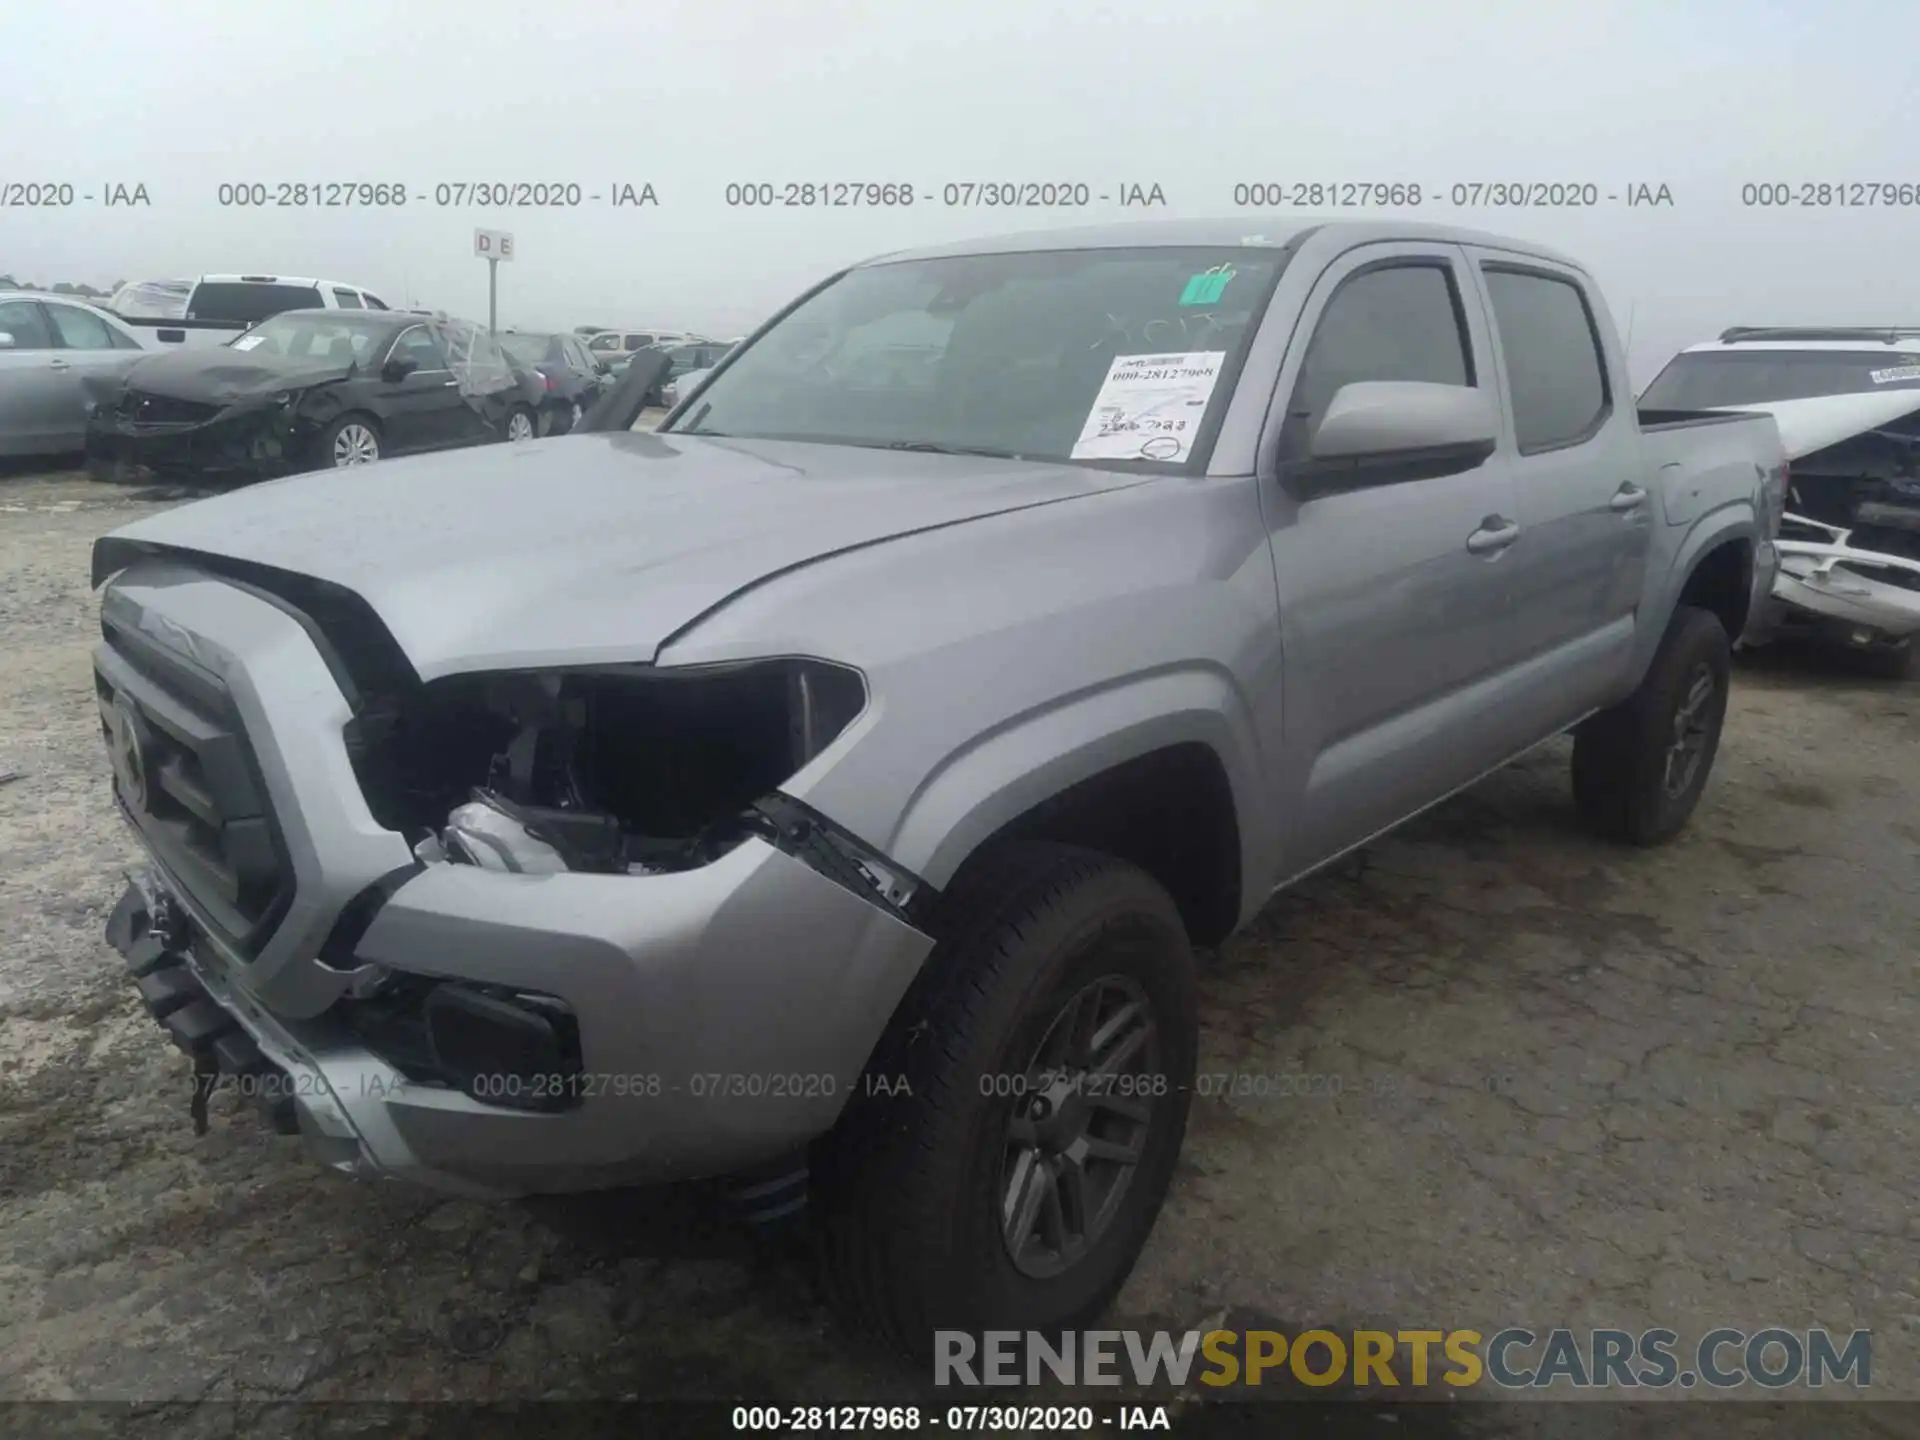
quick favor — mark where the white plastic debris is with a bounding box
[443,798,570,874]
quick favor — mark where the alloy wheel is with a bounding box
[508,411,535,442]
[332,423,379,466]
[997,975,1161,1280]
[1662,661,1717,798]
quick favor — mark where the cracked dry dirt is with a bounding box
[0,469,1915,1435]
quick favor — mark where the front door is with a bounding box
[1258,243,1524,876]
[376,325,467,452]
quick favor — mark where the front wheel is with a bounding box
[320,414,381,468]
[504,406,536,443]
[1572,604,1731,845]
[814,842,1198,1360]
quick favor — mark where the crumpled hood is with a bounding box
[94,431,1154,679]
[118,346,355,406]
[1711,390,1920,461]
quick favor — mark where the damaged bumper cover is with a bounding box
[86,397,315,485]
[96,561,935,1196]
[1762,513,1920,645]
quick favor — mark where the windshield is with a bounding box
[227,312,393,363]
[500,333,554,364]
[665,246,1286,467]
[1641,350,1920,408]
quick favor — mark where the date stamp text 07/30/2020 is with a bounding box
[9,177,1920,209]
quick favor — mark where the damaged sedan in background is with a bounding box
[1644,326,1920,675]
[84,310,542,485]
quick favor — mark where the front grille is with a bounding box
[120,391,221,426]
[94,612,292,955]
[1837,561,1920,594]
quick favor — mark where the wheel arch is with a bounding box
[1633,514,1756,681]
[884,670,1264,949]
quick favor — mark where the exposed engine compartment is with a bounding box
[344,658,870,876]
[1786,427,1920,568]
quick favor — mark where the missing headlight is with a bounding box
[346,657,868,873]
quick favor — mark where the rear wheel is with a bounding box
[1572,604,1731,844]
[320,414,381,468]
[505,406,536,443]
[815,842,1198,1360]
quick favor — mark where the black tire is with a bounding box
[1571,604,1731,845]
[814,842,1198,1361]
[316,413,381,469]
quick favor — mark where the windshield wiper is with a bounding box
[881,439,1023,459]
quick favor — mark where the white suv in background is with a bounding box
[107,275,396,348]
[1642,325,1920,671]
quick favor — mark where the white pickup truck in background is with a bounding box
[1642,326,1920,674]
[106,275,397,349]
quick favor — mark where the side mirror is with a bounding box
[382,354,419,382]
[1295,380,1498,492]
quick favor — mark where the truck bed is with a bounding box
[1634,407,1784,531]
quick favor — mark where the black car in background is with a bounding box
[86,310,542,485]
[499,330,610,434]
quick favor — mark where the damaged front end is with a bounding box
[1763,429,1920,650]
[85,382,321,485]
[344,656,919,905]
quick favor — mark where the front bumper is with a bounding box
[1758,516,1920,646]
[97,558,934,1196]
[85,406,311,485]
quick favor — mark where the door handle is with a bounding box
[443,380,458,387]
[1466,516,1520,555]
[1610,483,1648,512]
[48,358,70,370]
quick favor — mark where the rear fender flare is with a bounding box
[1632,505,1757,682]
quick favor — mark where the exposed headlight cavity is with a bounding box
[344,657,867,874]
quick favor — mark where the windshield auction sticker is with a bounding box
[1071,351,1226,463]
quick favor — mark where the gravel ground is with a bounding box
[0,466,1914,1434]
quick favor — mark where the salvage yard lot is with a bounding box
[0,467,1915,1425]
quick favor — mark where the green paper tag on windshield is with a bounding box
[1179,267,1234,305]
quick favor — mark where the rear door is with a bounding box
[0,298,67,452]
[39,301,148,444]
[1462,250,1651,723]
[1260,242,1524,875]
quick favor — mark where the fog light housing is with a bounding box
[423,985,582,1113]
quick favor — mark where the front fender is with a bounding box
[879,665,1270,911]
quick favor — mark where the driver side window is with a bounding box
[390,325,448,371]
[1284,261,1475,459]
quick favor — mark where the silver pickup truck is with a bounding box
[91,218,1782,1358]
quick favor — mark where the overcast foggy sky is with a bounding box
[4,0,1917,382]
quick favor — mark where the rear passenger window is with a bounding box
[332,287,364,309]
[1481,267,1611,452]
[1289,263,1474,443]
[45,304,118,349]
